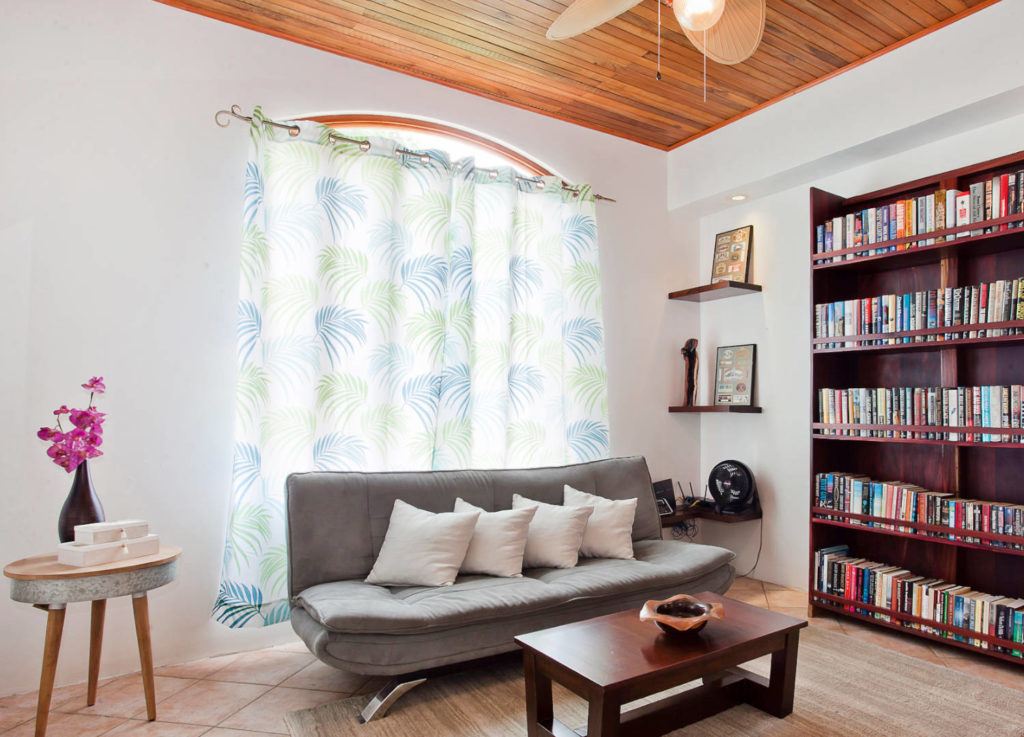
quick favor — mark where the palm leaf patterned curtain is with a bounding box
[214,108,609,627]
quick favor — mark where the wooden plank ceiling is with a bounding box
[157,0,997,149]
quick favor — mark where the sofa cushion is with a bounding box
[453,498,536,577]
[564,484,636,560]
[364,500,480,587]
[513,494,593,569]
[294,539,736,635]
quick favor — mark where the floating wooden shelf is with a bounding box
[668,405,762,413]
[667,282,762,302]
[812,320,1024,354]
[661,506,762,527]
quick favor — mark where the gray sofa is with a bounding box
[286,456,735,720]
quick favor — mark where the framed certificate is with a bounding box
[714,344,756,406]
[710,225,753,284]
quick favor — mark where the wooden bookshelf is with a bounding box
[809,150,1024,665]
[668,282,762,302]
[668,405,762,413]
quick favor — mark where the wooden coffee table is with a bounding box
[514,591,807,737]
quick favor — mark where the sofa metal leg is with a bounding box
[358,676,427,723]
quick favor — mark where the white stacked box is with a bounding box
[57,520,160,567]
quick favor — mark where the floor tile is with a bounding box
[217,686,341,734]
[767,605,809,621]
[74,675,196,718]
[202,729,285,737]
[0,682,88,713]
[726,589,769,607]
[1,712,124,737]
[102,720,208,736]
[278,662,370,694]
[765,588,809,608]
[0,706,34,732]
[206,651,314,687]
[728,577,765,591]
[154,654,240,680]
[137,681,269,726]
[270,640,309,654]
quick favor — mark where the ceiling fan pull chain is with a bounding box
[657,0,662,81]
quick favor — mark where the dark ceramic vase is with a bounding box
[58,460,105,543]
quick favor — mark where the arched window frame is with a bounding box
[307,114,552,177]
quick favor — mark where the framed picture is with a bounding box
[714,344,756,406]
[710,225,753,284]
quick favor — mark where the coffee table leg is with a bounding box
[87,600,106,706]
[35,605,66,737]
[523,651,552,737]
[763,630,800,717]
[132,593,157,721]
[586,692,620,737]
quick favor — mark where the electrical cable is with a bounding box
[737,516,764,578]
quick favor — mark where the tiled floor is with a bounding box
[2,577,1022,735]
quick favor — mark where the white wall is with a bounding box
[0,0,692,697]
[670,0,1024,589]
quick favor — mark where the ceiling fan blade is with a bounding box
[546,0,644,40]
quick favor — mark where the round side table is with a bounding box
[4,545,181,737]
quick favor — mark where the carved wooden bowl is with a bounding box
[639,594,724,637]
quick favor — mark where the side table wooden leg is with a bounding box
[131,593,157,721]
[87,600,106,706]
[35,604,66,737]
[523,651,553,737]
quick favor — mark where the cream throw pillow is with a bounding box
[364,499,480,587]
[511,494,593,569]
[563,485,637,560]
[453,498,537,577]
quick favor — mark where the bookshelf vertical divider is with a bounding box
[809,151,1024,665]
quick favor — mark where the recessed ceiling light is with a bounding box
[731,194,747,201]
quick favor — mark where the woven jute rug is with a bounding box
[285,626,1024,737]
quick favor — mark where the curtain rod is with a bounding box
[215,105,616,203]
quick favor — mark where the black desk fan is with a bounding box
[708,460,760,515]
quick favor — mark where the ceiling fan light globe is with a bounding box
[673,0,726,32]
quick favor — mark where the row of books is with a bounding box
[813,171,1024,263]
[814,472,1024,548]
[814,545,1024,655]
[817,386,1024,441]
[814,277,1024,348]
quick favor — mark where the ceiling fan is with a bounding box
[546,0,766,66]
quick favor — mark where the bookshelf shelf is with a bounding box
[812,212,1024,273]
[810,509,1024,558]
[809,150,1024,666]
[668,405,762,413]
[810,594,1024,666]
[667,282,762,302]
[812,320,1024,354]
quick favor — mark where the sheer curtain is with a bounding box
[214,109,609,627]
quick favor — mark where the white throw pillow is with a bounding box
[563,485,637,560]
[365,499,480,587]
[511,494,593,569]
[453,498,537,577]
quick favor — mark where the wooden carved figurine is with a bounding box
[681,339,698,407]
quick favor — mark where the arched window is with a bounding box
[308,115,553,176]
